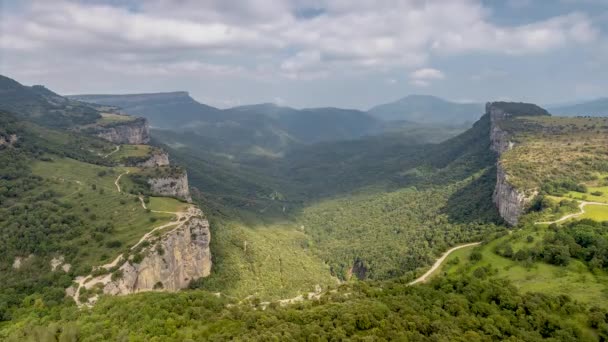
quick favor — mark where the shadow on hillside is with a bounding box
[442,166,504,225]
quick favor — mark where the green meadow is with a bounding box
[438,228,608,308]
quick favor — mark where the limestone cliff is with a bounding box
[488,102,542,225]
[137,150,170,167]
[105,210,211,295]
[77,207,211,299]
[94,117,150,144]
[148,170,192,202]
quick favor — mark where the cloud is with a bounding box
[409,68,445,87]
[0,0,601,83]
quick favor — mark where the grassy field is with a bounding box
[30,157,176,270]
[148,196,189,212]
[499,116,608,190]
[109,144,153,162]
[579,204,608,221]
[568,186,608,203]
[440,229,608,308]
[97,113,137,125]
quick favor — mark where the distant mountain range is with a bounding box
[548,98,608,116]
[368,95,484,124]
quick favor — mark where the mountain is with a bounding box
[0,75,101,127]
[69,91,224,127]
[368,94,484,124]
[549,97,608,116]
[4,80,608,340]
[69,92,387,156]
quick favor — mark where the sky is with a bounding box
[1,0,608,109]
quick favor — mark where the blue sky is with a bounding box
[1,0,607,109]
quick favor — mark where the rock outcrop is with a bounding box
[94,117,150,144]
[148,171,192,202]
[105,210,211,295]
[137,150,170,167]
[0,134,17,147]
[488,102,539,225]
[76,207,211,299]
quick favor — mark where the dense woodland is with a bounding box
[4,276,608,341]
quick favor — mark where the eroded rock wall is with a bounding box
[95,118,150,144]
[104,211,211,295]
[137,150,170,167]
[148,171,192,202]
[488,102,530,226]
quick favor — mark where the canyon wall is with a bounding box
[94,117,150,144]
[104,210,211,295]
[76,208,211,300]
[488,102,534,226]
[137,150,170,167]
[148,170,192,202]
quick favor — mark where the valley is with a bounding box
[1,74,608,340]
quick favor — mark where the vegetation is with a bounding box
[0,75,101,128]
[499,116,608,190]
[4,276,608,341]
[0,112,179,322]
[439,222,608,309]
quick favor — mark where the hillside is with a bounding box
[0,75,101,127]
[0,82,212,315]
[368,94,484,124]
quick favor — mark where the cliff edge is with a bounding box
[488,102,548,225]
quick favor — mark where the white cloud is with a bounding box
[409,68,445,87]
[0,0,601,83]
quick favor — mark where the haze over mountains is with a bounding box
[368,94,484,124]
[549,97,608,116]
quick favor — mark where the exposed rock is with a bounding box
[62,263,72,272]
[492,164,537,226]
[488,102,540,225]
[50,256,64,271]
[488,104,512,154]
[12,254,33,270]
[137,150,170,167]
[12,257,22,270]
[96,208,211,295]
[148,171,192,202]
[0,134,17,147]
[347,259,368,280]
[94,117,150,144]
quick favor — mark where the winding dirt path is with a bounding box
[534,200,608,225]
[103,145,120,158]
[409,242,481,285]
[70,193,196,307]
[114,170,129,193]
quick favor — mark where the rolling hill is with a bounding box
[0,75,101,127]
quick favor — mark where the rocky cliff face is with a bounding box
[95,117,150,144]
[137,150,170,167]
[77,207,211,298]
[148,171,192,202]
[488,102,530,226]
[105,210,211,295]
